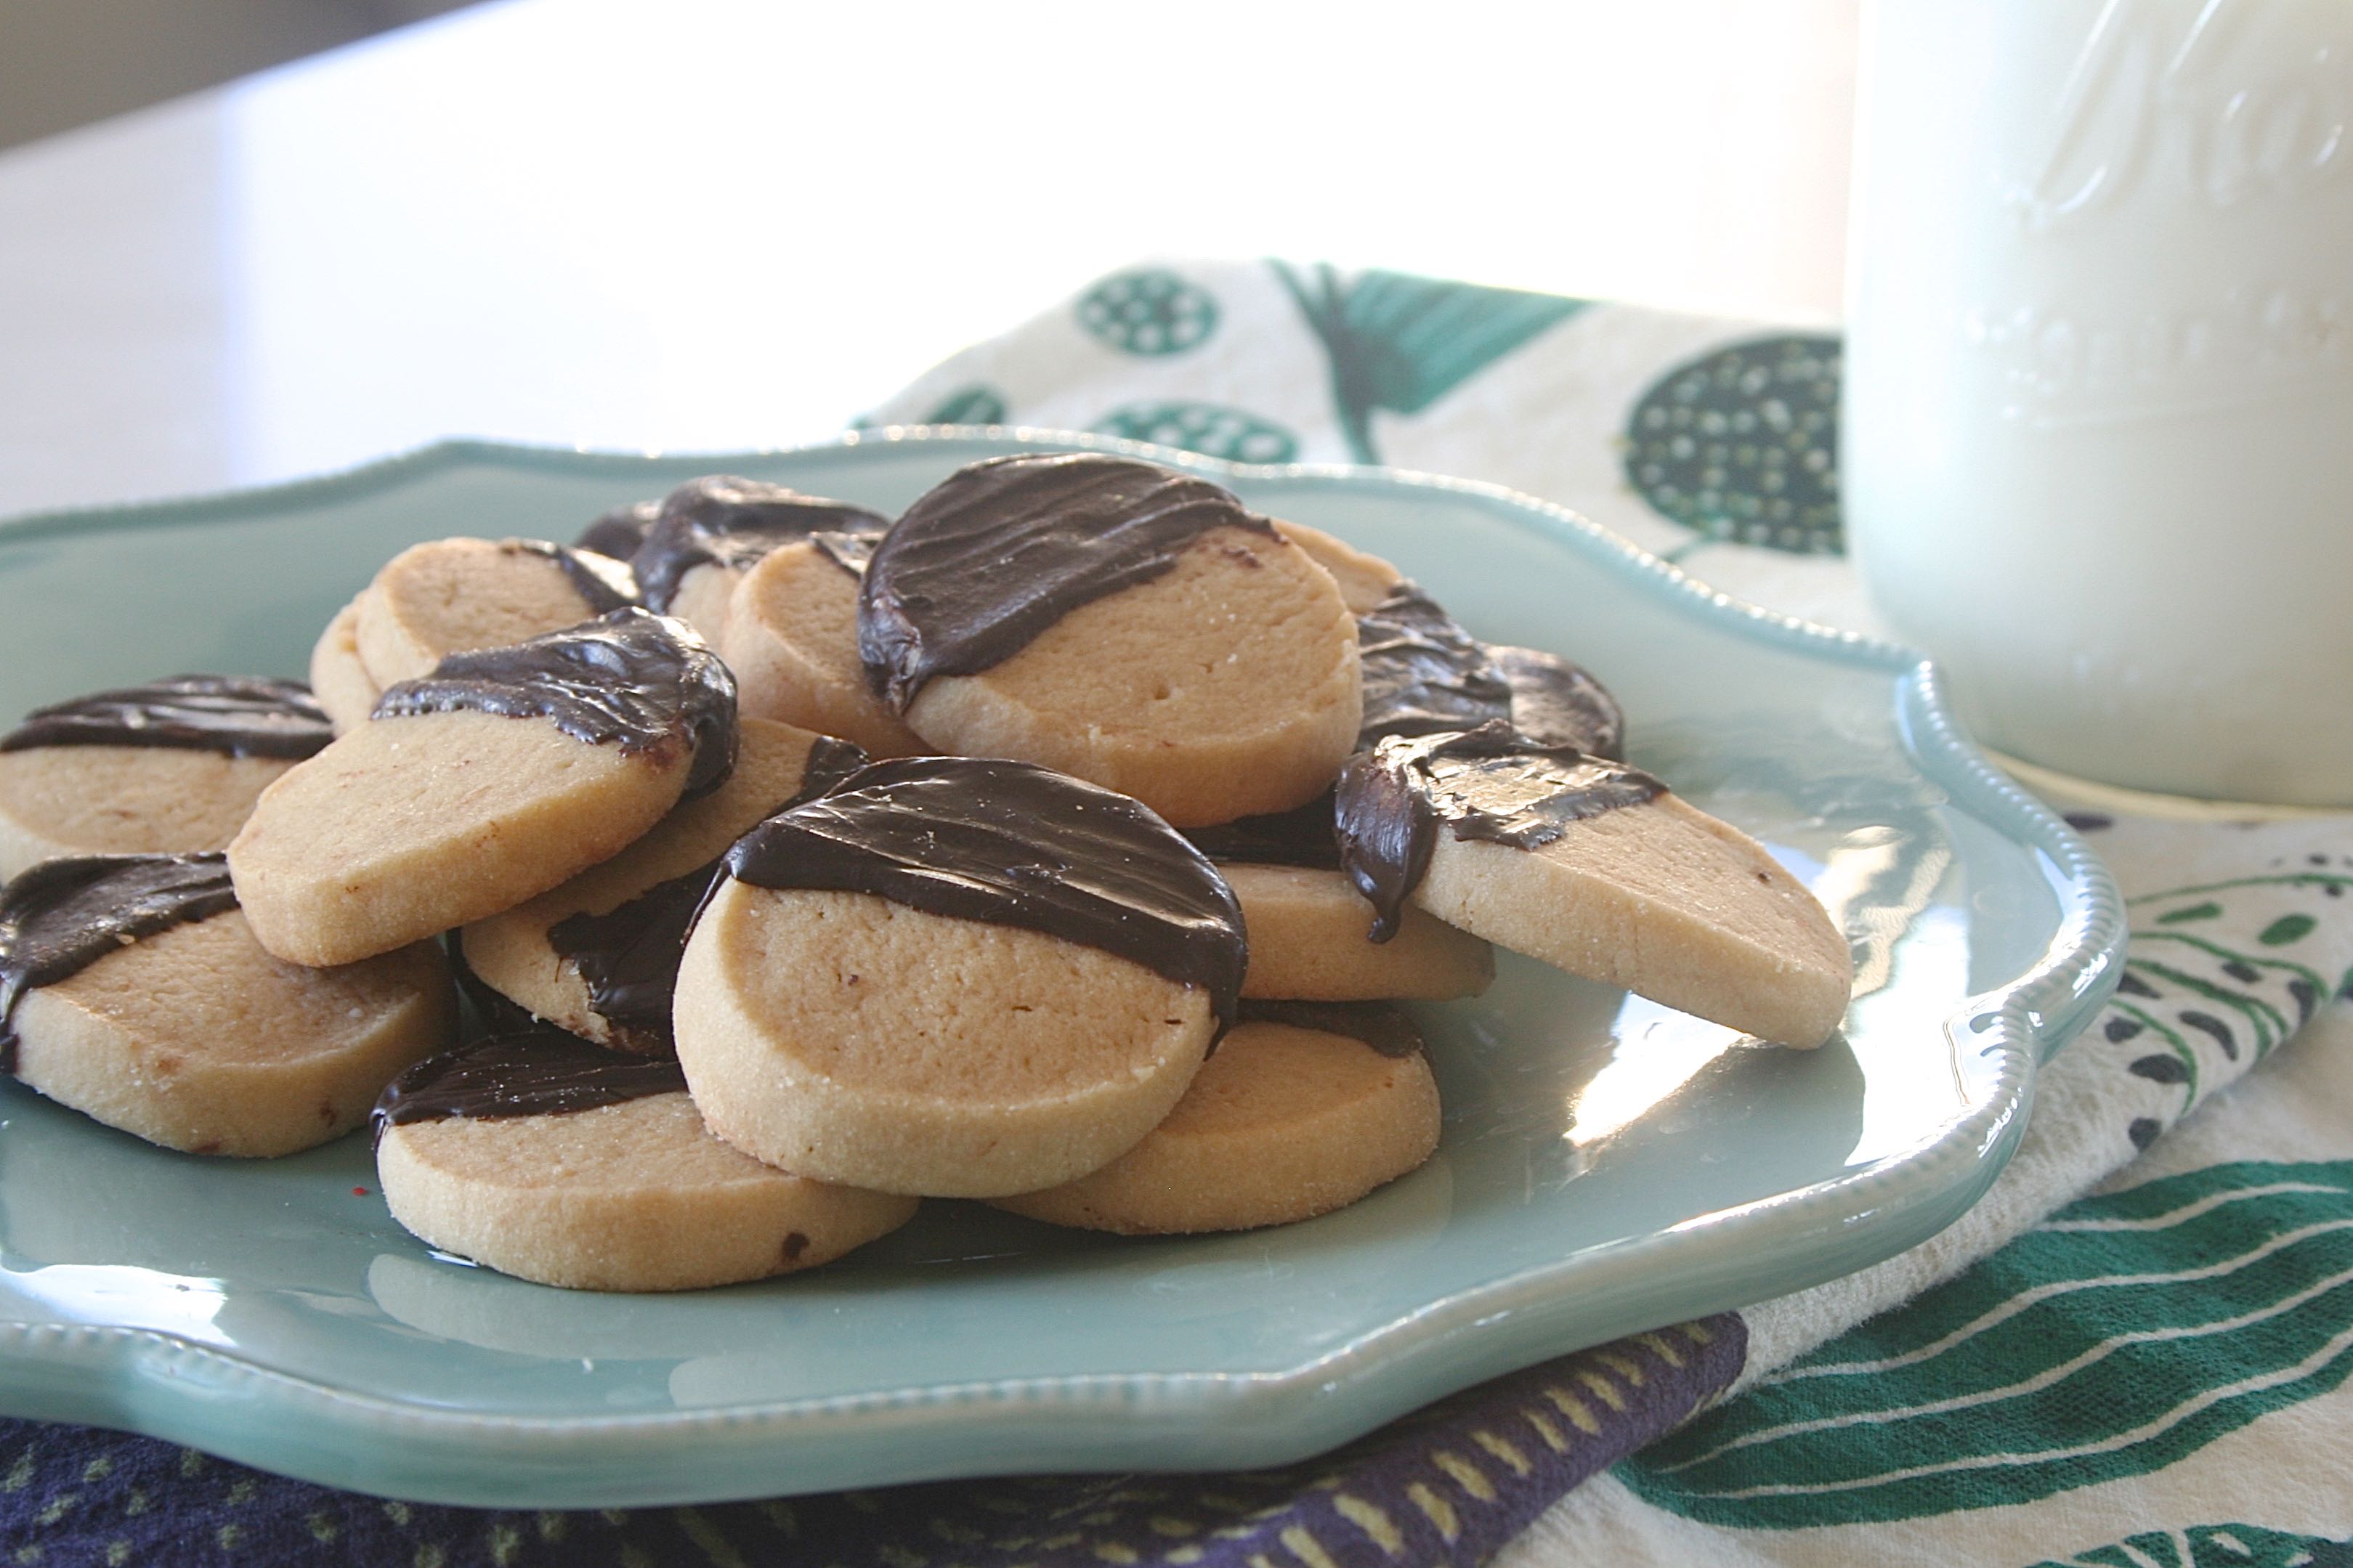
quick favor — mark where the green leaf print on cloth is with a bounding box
[1092,402,1299,464]
[1621,334,1842,554]
[1272,262,1589,464]
[2031,1522,2353,1568]
[1618,1161,2353,1527]
[1076,268,1220,356]
[2112,863,2353,1151]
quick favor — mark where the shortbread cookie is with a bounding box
[992,1003,1440,1234]
[724,537,928,757]
[1337,724,1851,1046]
[374,1028,917,1291]
[1273,521,1403,614]
[230,611,736,967]
[631,476,889,649]
[863,453,1361,826]
[1223,862,1492,1000]
[673,757,1247,1196]
[0,677,335,880]
[1355,582,1515,750]
[1,854,453,1155]
[309,596,382,734]
[575,499,657,561]
[355,537,640,688]
[462,718,866,1051]
[1490,645,1624,759]
[1187,798,1492,999]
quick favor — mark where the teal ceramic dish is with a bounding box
[0,431,2121,1506]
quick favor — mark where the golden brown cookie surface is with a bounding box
[992,1009,1441,1234]
[4,858,451,1156]
[374,1031,914,1290]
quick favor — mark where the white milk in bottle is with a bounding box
[1844,0,2353,806]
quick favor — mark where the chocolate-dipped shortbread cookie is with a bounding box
[574,499,657,561]
[631,476,889,649]
[1,854,453,1155]
[724,531,928,757]
[673,756,1248,1197]
[229,609,736,967]
[993,1001,1441,1235]
[1337,723,1851,1047]
[1489,645,1624,759]
[373,1027,916,1291]
[354,537,641,688]
[1352,586,1621,755]
[461,718,866,1052]
[0,676,335,880]
[1188,800,1491,1002]
[859,453,1361,826]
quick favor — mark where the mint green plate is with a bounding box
[0,431,2121,1506]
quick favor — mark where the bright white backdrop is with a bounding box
[0,0,1858,515]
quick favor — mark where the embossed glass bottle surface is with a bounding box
[1844,0,2353,806]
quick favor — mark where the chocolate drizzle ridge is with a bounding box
[1489,645,1624,760]
[372,1025,688,1144]
[630,476,888,613]
[857,452,1275,712]
[503,538,641,614]
[1336,722,1666,941]
[546,735,870,1049]
[2,675,333,760]
[372,608,740,801]
[1236,999,1424,1058]
[0,853,240,1074]
[1354,582,1512,750]
[721,756,1249,1036]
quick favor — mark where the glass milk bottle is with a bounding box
[1844,0,2353,807]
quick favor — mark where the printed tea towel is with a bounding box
[4,261,2349,1567]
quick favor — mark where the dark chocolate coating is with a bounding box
[546,736,869,1051]
[1,675,333,760]
[631,476,888,614]
[857,452,1274,712]
[503,538,641,614]
[1489,645,1624,760]
[446,930,549,1036]
[1354,582,1512,750]
[1184,793,1342,871]
[372,1026,688,1143]
[718,755,1248,1034]
[1235,998,1424,1058]
[0,853,240,1073]
[574,500,657,561]
[372,608,739,801]
[1335,722,1666,941]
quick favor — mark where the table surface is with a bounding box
[0,0,1856,521]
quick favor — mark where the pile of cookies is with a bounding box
[0,452,1852,1293]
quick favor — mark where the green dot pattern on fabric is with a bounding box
[1076,269,1219,357]
[1623,334,1842,555]
[1616,1160,2353,1528]
[1092,402,1300,465]
[1273,261,1589,465]
[924,384,1010,426]
[2030,1522,2353,1568]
